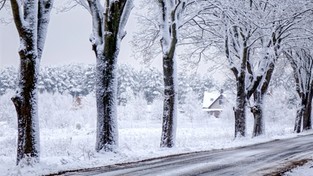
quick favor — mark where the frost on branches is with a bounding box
[285,48,313,133]
[10,0,54,165]
[204,0,313,138]
[158,0,186,148]
[86,0,133,152]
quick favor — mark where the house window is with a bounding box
[219,98,223,105]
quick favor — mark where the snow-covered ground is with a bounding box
[0,90,303,176]
[284,162,313,176]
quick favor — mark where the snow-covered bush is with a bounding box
[179,91,208,122]
[263,88,296,135]
[118,94,163,129]
[0,90,17,128]
[38,93,96,130]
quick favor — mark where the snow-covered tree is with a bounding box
[247,0,313,137]
[221,1,264,137]
[139,67,163,104]
[10,0,53,165]
[0,67,17,95]
[117,64,136,105]
[84,0,133,152]
[157,0,187,148]
[285,47,313,133]
[40,67,59,94]
[84,66,96,94]
[174,0,256,137]
[132,0,207,146]
[188,0,313,138]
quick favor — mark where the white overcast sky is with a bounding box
[0,1,149,68]
[0,1,220,79]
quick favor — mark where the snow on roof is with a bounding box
[202,91,221,108]
[202,108,223,112]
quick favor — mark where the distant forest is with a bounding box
[0,64,220,105]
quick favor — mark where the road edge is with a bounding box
[260,158,312,176]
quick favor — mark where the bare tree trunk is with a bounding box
[284,49,313,133]
[12,50,40,165]
[160,54,177,148]
[251,62,274,137]
[302,102,312,131]
[87,0,133,152]
[95,54,118,152]
[295,93,305,133]
[251,91,264,137]
[302,91,312,131]
[233,44,249,138]
[158,0,183,148]
[294,106,303,133]
[294,91,312,133]
[94,15,119,153]
[234,77,246,137]
[293,92,313,133]
[10,0,53,165]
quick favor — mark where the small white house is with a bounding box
[202,91,226,117]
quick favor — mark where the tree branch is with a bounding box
[37,0,54,60]
[0,0,6,10]
[10,0,25,36]
[118,0,134,40]
[87,0,104,51]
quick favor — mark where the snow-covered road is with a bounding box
[51,133,313,176]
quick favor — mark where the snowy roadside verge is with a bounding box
[44,135,313,176]
[0,92,307,176]
[4,131,312,176]
[284,159,313,176]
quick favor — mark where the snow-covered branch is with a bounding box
[118,0,133,40]
[0,0,6,10]
[87,0,104,50]
[37,0,54,60]
[10,0,25,35]
[76,0,91,13]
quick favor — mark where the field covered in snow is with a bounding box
[285,162,313,176]
[0,90,303,176]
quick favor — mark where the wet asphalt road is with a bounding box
[55,133,313,176]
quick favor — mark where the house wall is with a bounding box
[210,101,220,109]
[210,97,223,109]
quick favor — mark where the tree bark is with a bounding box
[10,0,53,165]
[95,13,119,151]
[251,62,275,137]
[95,53,118,152]
[88,0,133,152]
[301,90,312,131]
[234,76,246,137]
[294,94,312,133]
[158,0,182,148]
[233,44,249,138]
[160,54,177,148]
[284,49,313,133]
[251,91,264,137]
[94,10,120,152]
[12,48,40,165]
[302,102,312,131]
[294,103,303,133]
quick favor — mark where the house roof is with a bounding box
[202,91,222,109]
[202,108,223,112]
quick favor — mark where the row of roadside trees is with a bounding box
[3,0,313,166]
[134,0,313,139]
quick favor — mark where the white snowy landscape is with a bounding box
[2,0,313,175]
[0,86,312,175]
